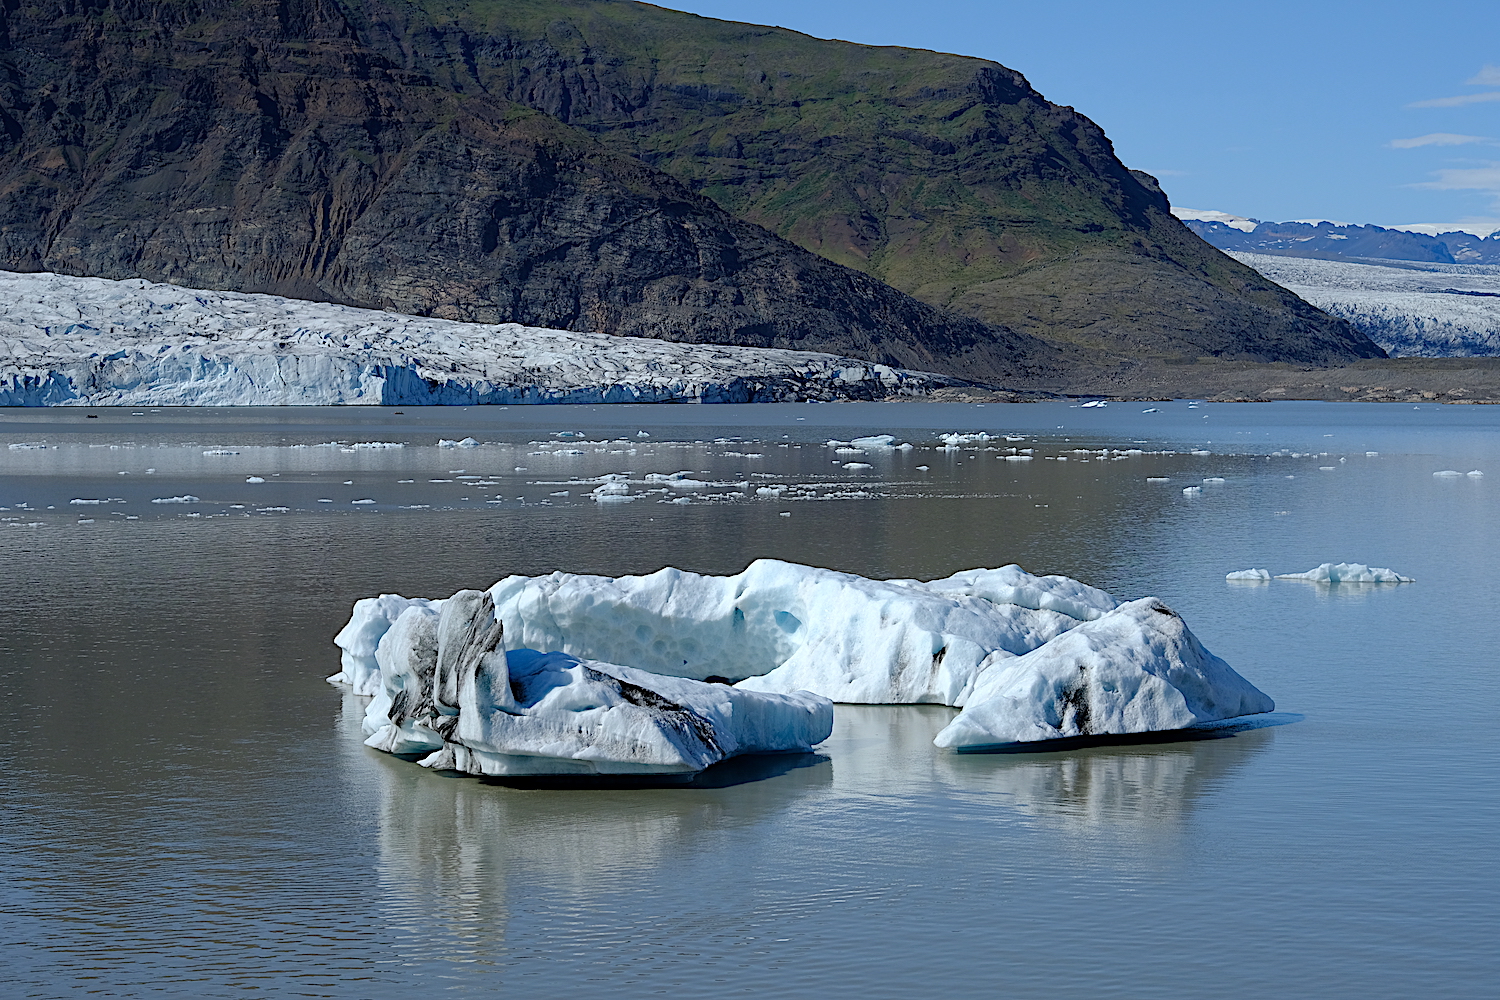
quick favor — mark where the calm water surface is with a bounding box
[1,401,1496,998]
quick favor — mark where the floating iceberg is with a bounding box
[357,590,832,776]
[1226,569,1272,581]
[932,599,1275,748]
[335,561,1274,759]
[1275,562,1414,583]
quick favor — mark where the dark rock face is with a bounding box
[350,0,1383,364]
[0,0,1049,383]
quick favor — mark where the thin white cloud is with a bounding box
[1408,91,1500,108]
[1390,133,1493,149]
[1467,65,1500,86]
[1414,164,1500,210]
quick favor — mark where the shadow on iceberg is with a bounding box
[470,750,831,790]
[952,711,1301,754]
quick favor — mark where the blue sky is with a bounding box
[665,1,1500,233]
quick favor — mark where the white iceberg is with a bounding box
[336,560,1274,756]
[1226,568,1272,581]
[933,598,1275,748]
[357,590,832,776]
[1275,562,1414,583]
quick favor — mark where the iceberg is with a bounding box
[933,599,1275,749]
[357,590,832,776]
[1275,562,1414,583]
[337,560,1274,758]
[1226,569,1272,581]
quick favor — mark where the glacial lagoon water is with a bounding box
[2,400,1497,998]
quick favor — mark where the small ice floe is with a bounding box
[779,511,792,517]
[1142,408,1159,413]
[756,486,787,497]
[438,437,481,448]
[1191,449,1211,456]
[69,498,105,505]
[1366,451,1379,457]
[1433,470,1464,478]
[1146,477,1170,483]
[151,495,200,504]
[1275,563,1413,584]
[350,442,403,450]
[1203,477,1226,484]
[1470,470,1484,477]
[1080,400,1107,408]
[202,449,239,456]
[637,431,650,438]
[246,476,266,483]
[352,499,376,504]
[1319,466,1336,471]
[843,462,873,470]
[1004,455,1032,462]
[8,443,47,450]
[848,434,911,451]
[318,499,333,503]
[592,478,635,503]
[915,465,930,472]
[1226,569,1272,582]
[1183,486,1202,495]
[939,432,994,448]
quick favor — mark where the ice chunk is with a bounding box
[1275,563,1414,583]
[1434,470,1463,477]
[246,476,265,483]
[1225,569,1272,581]
[1468,470,1484,477]
[359,590,831,776]
[150,495,200,504]
[1080,400,1107,408]
[438,437,481,448]
[329,593,440,695]
[933,599,1275,748]
[842,462,873,470]
[1182,486,1202,495]
[939,432,994,448]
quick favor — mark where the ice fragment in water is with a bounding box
[246,476,265,483]
[1433,470,1463,477]
[1226,569,1272,581]
[151,495,200,504]
[1275,563,1413,583]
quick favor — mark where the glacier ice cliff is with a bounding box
[0,271,963,405]
[333,561,1274,762]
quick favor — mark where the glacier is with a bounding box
[333,560,1275,761]
[1229,252,1500,357]
[0,270,963,406]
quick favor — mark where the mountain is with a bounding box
[0,0,1381,377]
[1179,214,1500,266]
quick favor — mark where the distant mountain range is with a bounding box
[0,0,1380,384]
[1177,210,1500,265]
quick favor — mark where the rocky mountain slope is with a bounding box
[0,0,1380,378]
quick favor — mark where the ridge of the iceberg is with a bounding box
[334,560,1275,759]
[0,270,965,406]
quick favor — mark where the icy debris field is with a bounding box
[0,270,960,405]
[1,407,1479,526]
[333,560,1274,770]
[1231,252,1500,356]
